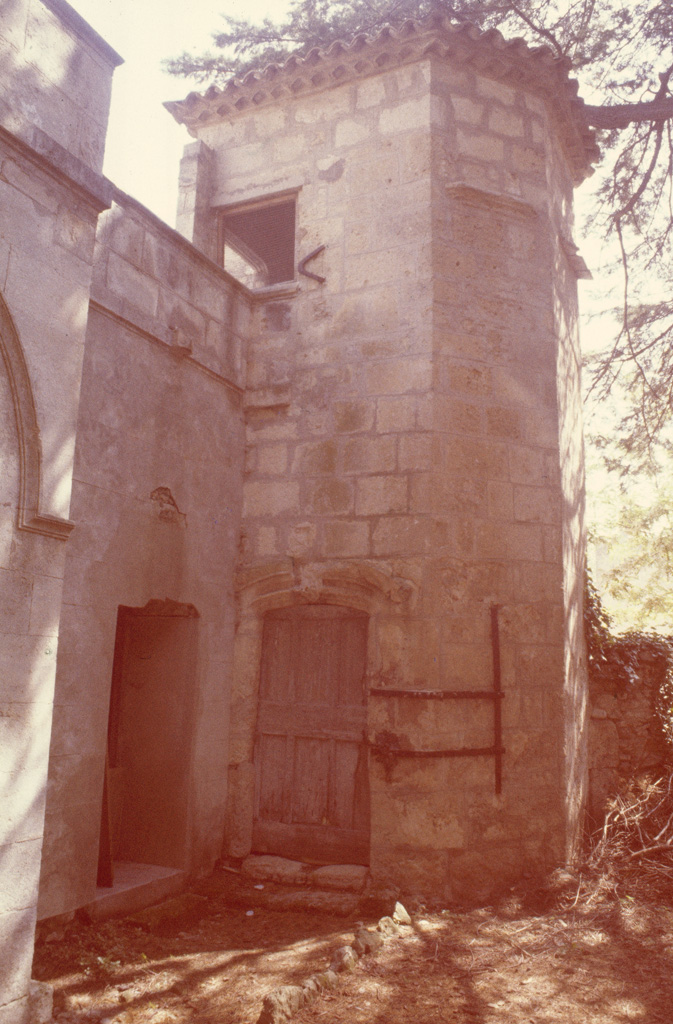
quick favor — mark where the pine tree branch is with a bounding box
[618,122,665,219]
[584,95,673,129]
[508,3,565,58]
[586,61,673,128]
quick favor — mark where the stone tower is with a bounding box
[169,14,596,899]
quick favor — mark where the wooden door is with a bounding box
[252,605,370,864]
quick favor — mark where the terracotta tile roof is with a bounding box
[165,13,599,183]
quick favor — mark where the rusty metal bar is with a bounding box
[370,688,504,700]
[298,244,326,283]
[370,745,505,758]
[490,603,503,795]
[369,606,505,792]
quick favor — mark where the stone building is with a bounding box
[0,2,597,1021]
[1,3,121,1021]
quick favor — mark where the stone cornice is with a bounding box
[445,182,539,219]
[446,182,592,279]
[165,14,599,184]
[0,123,113,214]
[89,299,244,397]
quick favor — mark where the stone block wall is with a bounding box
[426,56,587,877]
[177,44,590,898]
[204,60,441,885]
[0,2,119,1019]
[588,655,671,825]
[0,0,121,174]
[383,58,588,891]
[0,7,594,967]
[37,194,251,921]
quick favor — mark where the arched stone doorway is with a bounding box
[224,559,417,864]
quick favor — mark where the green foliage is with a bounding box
[164,0,671,92]
[589,300,673,473]
[587,443,673,630]
[585,571,673,752]
[584,570,615,677]
[165,0,478,83]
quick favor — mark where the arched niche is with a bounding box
[0,292,74,540]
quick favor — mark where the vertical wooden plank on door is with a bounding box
[252,605,370,864]
[255,733,287,822]
[292,737,330,824]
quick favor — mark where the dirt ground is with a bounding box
[33,869,673,1024]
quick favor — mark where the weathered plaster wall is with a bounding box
[38,195,250,921]
[181,50,589,899]
[0,2,118,1019]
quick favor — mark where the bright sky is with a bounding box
[69,0,291,223]
[70,1,606,257]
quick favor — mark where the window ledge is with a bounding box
[251,281,300,302]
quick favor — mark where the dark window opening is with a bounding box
[222,197,296,288]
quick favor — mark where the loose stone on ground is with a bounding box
[255,904,412,1023]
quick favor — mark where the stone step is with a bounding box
[242,855,369,892]
[82,862,186,923]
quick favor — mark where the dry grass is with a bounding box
[569,771,673,910]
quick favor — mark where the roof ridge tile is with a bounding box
[164,13,599,181]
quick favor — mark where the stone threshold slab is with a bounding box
[83,862,187,922]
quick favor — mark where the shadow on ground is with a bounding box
[34,871,673,1024]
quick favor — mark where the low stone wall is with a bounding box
[588,652,671,826]
[256,901,412,1024]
